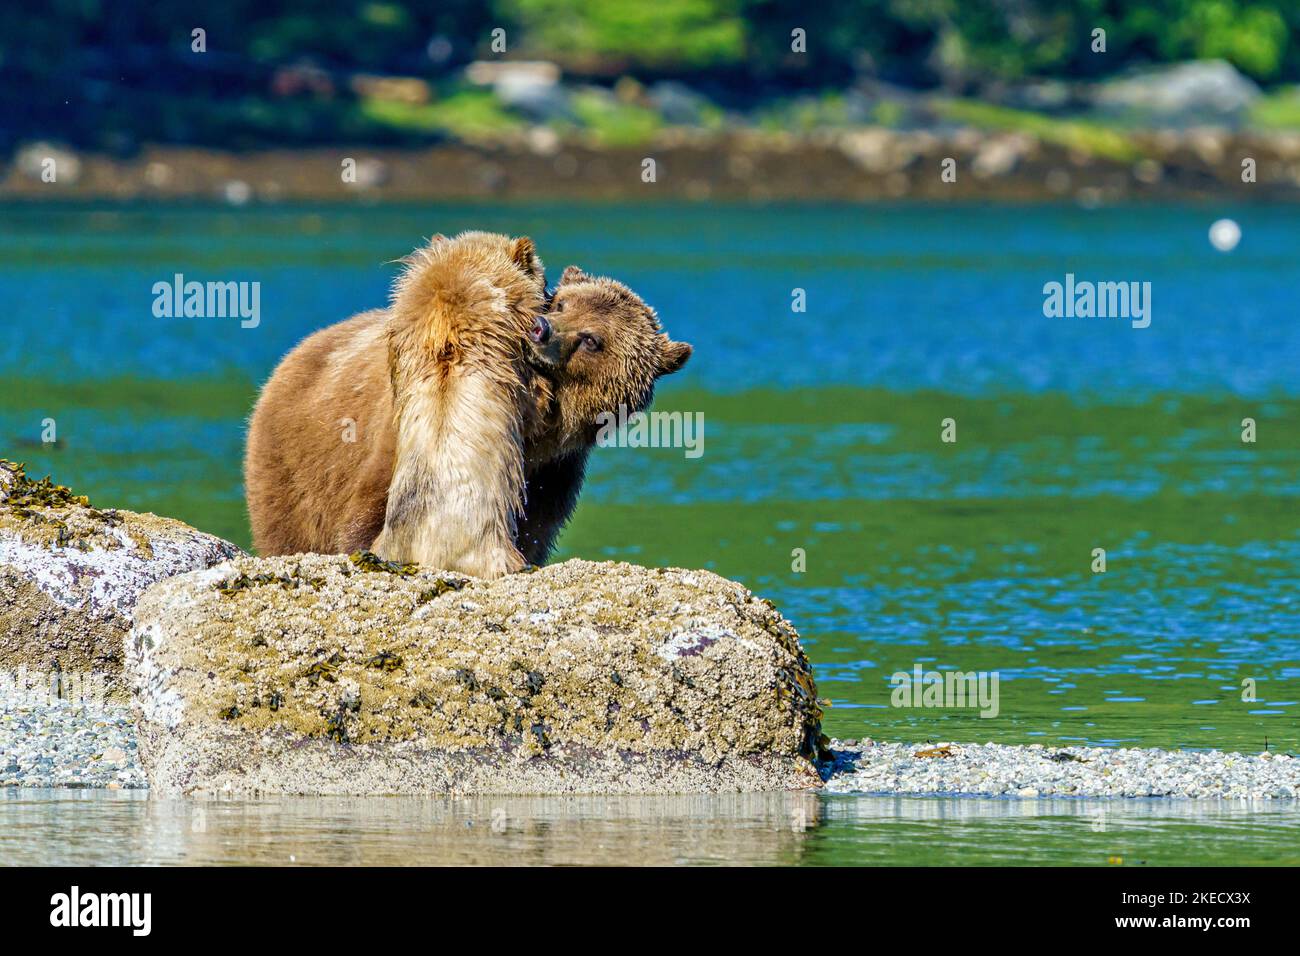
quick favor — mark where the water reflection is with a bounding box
[814,794,1300,866]
[3,789,1297,866]
[0,790,821,866]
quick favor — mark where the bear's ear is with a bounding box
[511,236,544,280]
[560,265,588,285]
[430,233,448,243]
[658,337,693,376]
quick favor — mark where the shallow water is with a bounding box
[1,201,1298,864]
[2,788,1296,866]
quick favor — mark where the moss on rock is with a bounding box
[130,554,825,795]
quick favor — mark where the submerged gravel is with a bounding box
[822,739,1300,799]
[0,697,144,789]
[3,703,1298,799]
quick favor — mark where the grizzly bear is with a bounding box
[516,265,691,564]
[245,242,692,578]
[244,230,548,578]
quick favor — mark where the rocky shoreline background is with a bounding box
[4,128,1298,204]
[3,458,1300,798]
[6,61,1300,203]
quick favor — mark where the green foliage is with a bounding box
[873,99,906,128]
[2,0,1299,150]
[568,89,663,145]
[4,0,1298,86]
[731,0,1299,85]
[1160,1,1288,79]
[502,0,748,70]
[756,93,858,132]
[1249,84,1300,127]
[358,88,524,139]
[245,3,416,63]
[935,99,1143,162]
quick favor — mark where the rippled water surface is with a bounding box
[1,201,1298,864]
[2,789,1297,866]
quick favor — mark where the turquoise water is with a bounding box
[1,201,1298,865]
[3,202,1296,394]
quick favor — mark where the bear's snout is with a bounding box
[525,316,567,372]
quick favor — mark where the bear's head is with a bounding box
[387,231,546,383]
[525,265,691,454]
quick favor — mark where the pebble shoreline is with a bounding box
[0,698,144,790]
[822,739,1300,799]
[4,699,1298,798]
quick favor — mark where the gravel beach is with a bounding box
[0,697,144,789]
[822,739,1300,799]
[3,700,1298,799]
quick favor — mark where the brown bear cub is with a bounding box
[517,265,691,564]
[244,231,548,578]
[245,241,692,578]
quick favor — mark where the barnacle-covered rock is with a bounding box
[0,459,242,690]
[129,552,824,795]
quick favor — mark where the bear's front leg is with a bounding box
[517,449,591,566]
[372,370,529,579]
[371,504,528,578]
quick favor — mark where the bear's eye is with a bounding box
[579,333,603,353]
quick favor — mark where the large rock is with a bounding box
[129,553,826,795]
[464,60,571,122]
[0,459,241,690]
[1091,60,1261,125]
[647,81,714,126]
